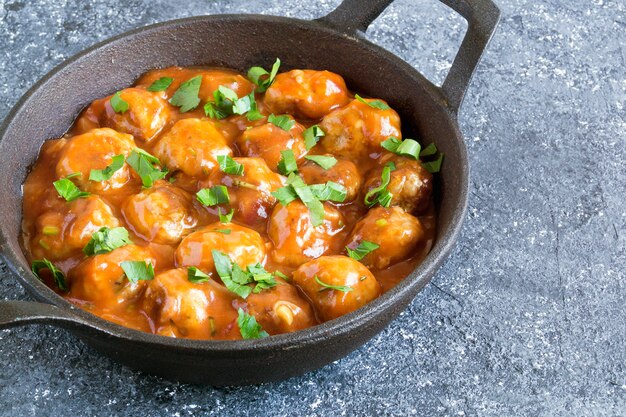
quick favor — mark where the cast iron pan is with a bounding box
[0,0,499,385]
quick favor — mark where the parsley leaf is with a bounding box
[346,240,380,261]
[204,101,228,120]
[217,155,244,176]
[314,275,353,293]
[210,250,278,298]
[196,185,229,206]
[381,137,421,160]
[110,91,129,113]
[169,75,202,112]
[310,181,347,202]
[126,148,168,188]
[303,125,325,150]
[218,207,234,223]
[120,260,154,284]
[355,94,390,110]
[53,174,90,202]
[247,58,281,93]
[89,154,125,182]
[268,114,295,131]
[147,77,173,92]
[215,229,231,234]
[83,227,133,256]
[277,149,298,175]
[305,155,337,169]
[237,308,269,339]
[187,266,211,283]
[31,259,68,292]
[364,162,395,207]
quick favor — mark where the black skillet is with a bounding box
[0,0,499,385]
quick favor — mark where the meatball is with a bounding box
[175,223,267,273]
[245,278,318,334]
[319,98,401,159]
[122,181,197,245]
[136,67,254,102]
[235,118,306,172]
[264,69,350,119]
[141,268,240,339]
[78,88,171,142]
[292,255,381,321]
[345,206,425,269]
[363,154,433,214]
[56,128,136,194]
[31,195,120,260]
[204,157,285,230]
[69,244,157,304]
[152,118,232,178]
[299,156,362,202]
[268,200,345,268]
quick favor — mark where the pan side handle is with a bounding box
[316,0,501,114]
[0,300,91,332]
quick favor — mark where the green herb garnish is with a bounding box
[120,260,154,284]
[419,143,444,173]
[364,162,395,207]
[110,91,129,113]
[53,173,90,202]
[218,207,234,223]
[89,154,125,182]
[277,149,298,175]
[355,94,390,110]
[217,155,244,176]
[247,58,281,93]
[310,181,347,202]
[169,75,202,112]
[83,227,132,256]
[211,250,279,298]
[381,137,421,160]
[187,266,211,284]
[303,125,325,150]
[237,308,269,339]
[126,148,168,188]
[346,240,380,261]
[304,155,337,169]
[268,114,294,131]
[314,275,353,293]
[147,77,173,92]
[31,259,67,292]
[196,185,229,206]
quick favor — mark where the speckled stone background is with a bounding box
[1,0,625,415]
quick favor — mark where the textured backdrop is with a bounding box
[0,0,625,416]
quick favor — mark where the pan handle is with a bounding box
[317,0,501,114]
[0,300,92,332]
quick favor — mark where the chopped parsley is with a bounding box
[346,240,380,261]
[305,155,337,169]
[247,58,281,93]
[217,155,244,176]
[314,275,353,293]
[126,148,168,188]
[355,93,390,110]
[205,87,262,122]
[277,149,298,175]
[218,207,234,223]
[53,173,90,202]
[31,259,68,292]
[268,114,294,131]
[83,227,133,256]
[147,77,173,92]
[89,154,125,182]
[303,125,325,150]
[214,229,231,234]
[187,266,211,284]
[169,75,202,112]
[196,185,229,206]
[364,162,395,207]
[211,250,279,298]
[237,308,269,339]
[120,260,154,284]
[381,137,421,160]
[110,91,129,113]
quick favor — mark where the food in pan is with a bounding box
[22,59,443,340]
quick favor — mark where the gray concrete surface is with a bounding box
[0,0,624,415]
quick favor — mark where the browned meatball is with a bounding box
[235,117,307,172]
[78,88,171,142]
[31,195,120,260]
[299,156,362,202]
[141,268,240,340]
[345,206,425,269]
[122,181,197,245]
[245,278,318,334]
[204,157,285,230]
[268,201,345,268]
[56,128,136,194]
[292,255,381,321]
[363,154,433,214]
[320,98,401,159]
[152,118,232,178]
[264,70,350,119]
[69,244,157,304]
[175,223,267,273]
